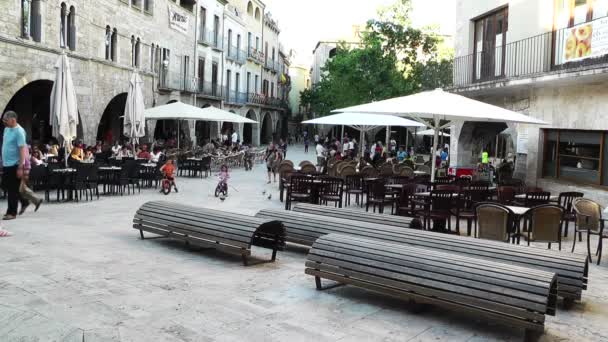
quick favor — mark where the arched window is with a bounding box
[255,7,260,21]
[21,0,42,42]
[105,25,111,60]
[111,28,117,62]
[247,1,253,15]
[67,6,76,50]
[60,3,67,48]
[135,38,141,68]
[329,48,337,58]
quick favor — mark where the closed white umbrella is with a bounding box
[333,88,548,181]
[124,72,146,150]
[50,53,79,166]
[302,112,424,156]
[416,129,450,137]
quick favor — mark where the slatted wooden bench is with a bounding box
[255,208,588,302]
[134,201,285,265]
[293,203,421,229]
[306,233,557,339]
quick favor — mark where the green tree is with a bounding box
[301,0,453,117]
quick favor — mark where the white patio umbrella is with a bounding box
[144,101,257,150]
[416,129,450,137]
[333,88,548,181]
[123,72,146,152]
[302,112,425,156]
[50,53,79,167]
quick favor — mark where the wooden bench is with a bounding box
[255,208,588,302]
[134,201,285,265]
[293,203,421,229]
[306,233,557,339]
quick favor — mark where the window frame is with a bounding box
[542,128,607,186]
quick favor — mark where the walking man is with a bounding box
[2,111,28,220]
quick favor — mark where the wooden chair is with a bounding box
[419,190,454,232]
[522,205,563,250]
[339,165,356,178]
[399,166,414,178]
[416,165,431,174]
[365,179,396,214]
[557,192,584,237]
[451,189,489,236]
[319,177,344,208]
[278,164,295,202]
[572,198,606,264]
[300,164,317,174]
[344,175,364,207]
[497,185,516,205]
[379,163,394,177]
[360,165,378,179]
[299,160,314,168]
[475,202,515,242]
[285,175,312,210]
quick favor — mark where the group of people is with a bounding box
[264,139,288,183]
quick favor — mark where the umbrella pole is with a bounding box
[385,125,390,150]
[431,117,439,182]
[360,129,364,158]
[340,125,344,149]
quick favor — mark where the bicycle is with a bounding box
[161,176,177,195]
[214,176,228,198]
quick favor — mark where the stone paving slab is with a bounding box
[0,146,607,341]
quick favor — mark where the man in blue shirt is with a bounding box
[2,111,28,220]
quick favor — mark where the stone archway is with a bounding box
[2,79,84,144]
[97,93,127,144]
[260,112,273,145]
[244,109,259,146]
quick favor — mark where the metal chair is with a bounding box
[522,205,563,250]
[319,177,344,208]
[285,175,312,210]
[419,190,454,232]
[344,175,364,207]
[365,179,396,214]
[452,189,489,236]
[557,192,584,237]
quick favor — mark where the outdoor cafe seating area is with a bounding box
[280,157,607,266]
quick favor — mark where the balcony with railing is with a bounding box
[453,17,608,89]
[226,47,247,65]
[158,71,197,93]
[264,59,280,73]
[198,81,222,98]
[246,92,287,109]
[199,30,223,50]
[224,88,248,104]
[247,47,265,65]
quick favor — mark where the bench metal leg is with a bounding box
[139,229,144,239]
[315,276,345,291]
[524,329,542,342]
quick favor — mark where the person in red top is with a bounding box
[137,145,151,160]
[159,158,178,193]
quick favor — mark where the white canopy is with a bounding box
[333,88,548,181]
[144,101,257,124]
[123,72,146,145]
[50,53,79,166]
[416,129,450,137]
[302,113,424,131]
[302,113,424,155]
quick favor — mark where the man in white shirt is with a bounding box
[316,142,326,172]
[231,131,238,145]
[111,141,122,157]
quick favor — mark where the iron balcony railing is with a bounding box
[453,17,608,87]
[199,30,223,50]
[224,88,248,104]
[265,59,280,73]
[158,71,197,92]
[198,81,222,98]
[246,93,285,108]
[226,47,247,65]
[247,47,265,65]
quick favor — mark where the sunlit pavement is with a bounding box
[1,145,607,341]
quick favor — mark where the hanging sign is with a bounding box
[562,17,608,63]
[168,7,189,35]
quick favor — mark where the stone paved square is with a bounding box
[1,147,607,342]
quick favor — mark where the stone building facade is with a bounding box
[450,0,608,205]
[0,0,290,147]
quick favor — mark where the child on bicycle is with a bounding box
[215,164,230,197]
[160,158,178,193]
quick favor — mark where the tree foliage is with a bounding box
[301,0,453,117]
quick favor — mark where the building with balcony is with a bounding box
[451,0,608,202]
[0,0,201,146]
[0,0,291,148]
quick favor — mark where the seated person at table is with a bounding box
[70,143,84,161]
[160,158,178,192]
[111,141,122,157]
[150,147,163,163]
[30,150,44,166]
[397,147,408,162]
[83,147,95,162]
[118,146,132,159]
[137,145,151,160]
